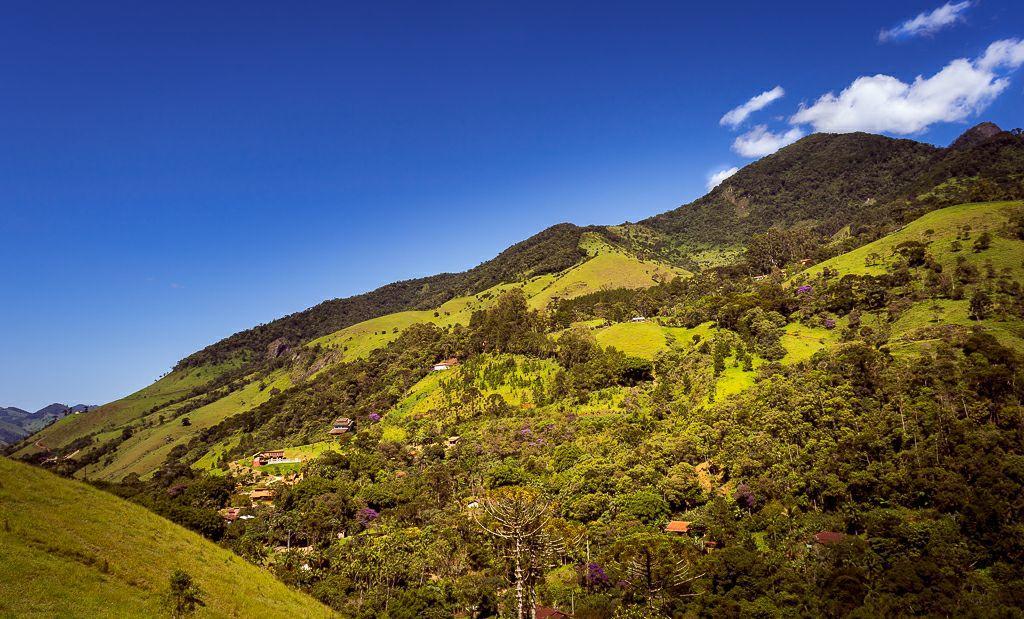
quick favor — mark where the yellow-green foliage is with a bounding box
[0,457,333,618]
[888,299,1024,355]
[308,277,560,359]
[310,236,685,364]
[593,322,669,358]
[191,435,242,473]
[226,440,342,473]
[529,234,686,309]
[781,323,839,365]
[14,361,242,458]
[388,355,559,430]
[308,310,441,359]
[805,201,1024,279]
[82,370,292,482]
[715,362,759,401]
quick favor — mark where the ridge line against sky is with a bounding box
[707,1,1023,188]
[2,0,1023,410]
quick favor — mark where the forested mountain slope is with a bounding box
[11,234,682,480]
[8,123,1024,617]
[13,198,1023,616]
[0,457,333,617]
[165,124,1024,375]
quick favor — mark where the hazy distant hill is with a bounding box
[0,403,94,446]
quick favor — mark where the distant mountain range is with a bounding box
[0,403,94,446]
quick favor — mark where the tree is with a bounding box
[973,231,992,252]
[969,290,993,320]
[165,569,204,618]
[557,326,599,368]
[471,486,555,619]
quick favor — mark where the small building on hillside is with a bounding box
[250,488,276,503]
[328,417,355,436]
[252,450,287,466]
[535,605,572,619]
[432,358,459,371]
[665,520,691,535]
[446,435,461,448]
[219,507,242,522]
[631,316,646,323]
[812,531,846,546]
[752,274,770,282]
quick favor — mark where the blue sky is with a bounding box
[2,1,1023,410]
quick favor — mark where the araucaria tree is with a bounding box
[471,486,555,619]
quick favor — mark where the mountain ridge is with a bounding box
[0,403,94,445]
[174,123,1024,373]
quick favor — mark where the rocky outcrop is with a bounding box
[266,337,292,360]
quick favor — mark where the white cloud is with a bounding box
[720,86,785,128]
[977,38,1024,71]
[879,1,971,42]
[732,125,805,157]
[706,166,740,190]
[790,38,1024,135]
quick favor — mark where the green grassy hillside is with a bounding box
[14,361,242,458]
[0,457,333,617]
[803,200,1024,354]
[37,199,1024,617]
[308,236,682,364]
[806,201,1024,280]
[80,369,293,481]
[15,236,683,483]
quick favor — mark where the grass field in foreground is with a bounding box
[0,457,333,618]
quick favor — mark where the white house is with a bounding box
[432,357,459,371]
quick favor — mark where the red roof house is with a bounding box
[813,531,846,545]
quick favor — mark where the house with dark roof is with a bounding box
[328,417,355,436]
[535,606,572,619]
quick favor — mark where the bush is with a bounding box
[165,569,204,618]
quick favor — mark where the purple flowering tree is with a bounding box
[583,562,610,590]
[356,507,379,527]
[734,484,756,511]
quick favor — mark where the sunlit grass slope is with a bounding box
[528,234,688,309]
[805,201,1024,279]
[14,360,243,458]
[0,457,333,618]
[310,234,686,360]
[80,370,293,481]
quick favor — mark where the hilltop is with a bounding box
[0,457,333,617]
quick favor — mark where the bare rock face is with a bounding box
[949,122,1002,150]
[266,337,291,360]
